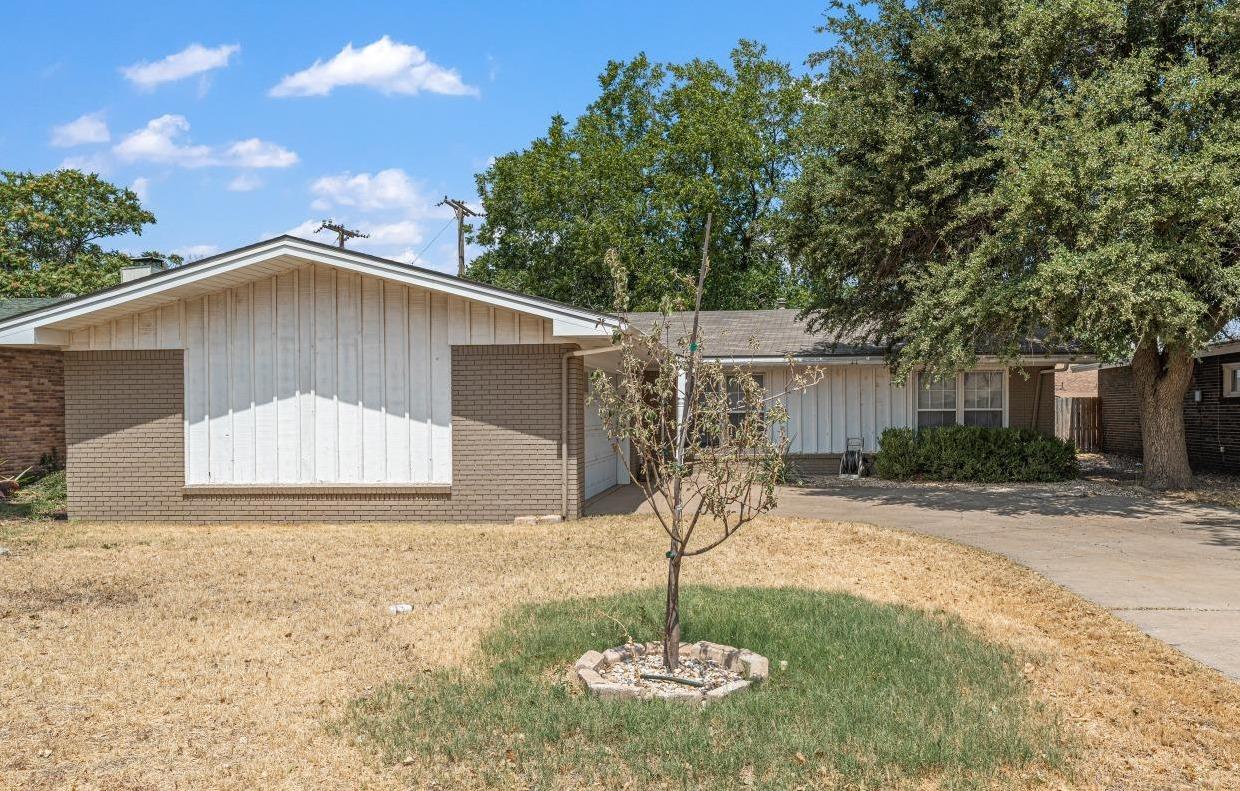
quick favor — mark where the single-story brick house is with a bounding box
[1100,339,1240,473]
[0,236,1079,521]
[0,297,72,477]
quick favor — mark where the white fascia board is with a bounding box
[0,237,622,344]
[0,327,70,347]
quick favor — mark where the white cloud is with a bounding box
[50,112,110,147]
[227,173,263,192]
[310,168,421,212]
[122,43,240,90]
[59,152,110,174]
[226,138,299,168]
[113,115,298,169]
[173,244,220,260]
[130,177,150,202]
[270,36,477,98]
[284,167,460,270]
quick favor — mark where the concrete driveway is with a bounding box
[588,482,1240,681]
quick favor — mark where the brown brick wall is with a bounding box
[0,348,65,476]
[64,345,585,522]
[1007,366,1055,434]
[1099,365,1143,457]
[1183,351,1240,473]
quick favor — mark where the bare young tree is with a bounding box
[590,216,822,671]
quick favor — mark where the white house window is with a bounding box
[963,371,1004,427]
[727,373,764,429]
[1224,364,1240,398]
[917,371,1006,429]
[917,375,958,428]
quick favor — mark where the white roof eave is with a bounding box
[0,237,622,346]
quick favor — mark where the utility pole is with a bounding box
[437,197,481,277]
[314,219,369,249]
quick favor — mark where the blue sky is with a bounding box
[2,1,831,272]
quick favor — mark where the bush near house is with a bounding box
[876,426,1078,483]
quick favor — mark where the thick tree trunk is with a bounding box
[1130,339,1195,490]
[662,549,682,670]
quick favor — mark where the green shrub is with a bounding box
[875,426,1078,482]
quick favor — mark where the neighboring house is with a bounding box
[1100,339,1240,473]
[625,311,1067,476]
[0,296,72,477]
[0,236,1079,522]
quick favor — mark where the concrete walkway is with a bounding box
[588,482,1240,681]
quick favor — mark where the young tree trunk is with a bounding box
[1130,339,1195,490]
[662,547,682,670]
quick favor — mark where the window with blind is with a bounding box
[917,371,1006,429]
[916,375,957,428]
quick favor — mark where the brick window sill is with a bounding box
[182,483,452,498]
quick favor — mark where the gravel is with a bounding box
[598,649,742,694]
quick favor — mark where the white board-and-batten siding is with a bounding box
[760,365,913,455]
[67,264,555,485]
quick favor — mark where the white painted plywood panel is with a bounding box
[385,281,411,482]
[274,271,300,481]
[230,284,255,483]
[313,266,338,481]
[253,277,277,483]
[336,271,363,482]
[361,275,386,482]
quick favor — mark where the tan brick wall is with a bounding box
[65,345,585,522]
[1054,368,1098,398]
[1007,366,1055,434]
[0,349,65,476]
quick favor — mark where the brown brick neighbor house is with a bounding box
[0,297,72,477]
[1100,340,1240,474]
[0,236,1082,522]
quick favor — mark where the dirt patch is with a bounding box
[1,517,1237,789]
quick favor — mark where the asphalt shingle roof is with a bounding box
[625,309,884,358]
[625,309,1078,359]
[0,296,74,322]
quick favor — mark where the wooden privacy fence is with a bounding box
[1055,396,1100,452]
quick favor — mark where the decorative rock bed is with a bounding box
[573,640,769,704]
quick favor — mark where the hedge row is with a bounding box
[874,426,1078,483]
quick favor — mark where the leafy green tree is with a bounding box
[784,0,1240,488]
[0,169,156,298]
[469,41,808,312]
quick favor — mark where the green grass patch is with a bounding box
[347,587,1065,789]
[0,469,66,521]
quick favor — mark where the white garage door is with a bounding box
[584,372,628,499]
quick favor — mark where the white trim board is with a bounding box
[0,236,622,347]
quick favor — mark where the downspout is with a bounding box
[1031,363,1069,432]
[562,346,618,519]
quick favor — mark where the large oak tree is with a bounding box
[784,0,1240,488]
[469,41,807,312]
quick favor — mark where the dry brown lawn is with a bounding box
[1,514,1237,790]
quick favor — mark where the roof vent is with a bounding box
[776,297,787,309]
[121,255,166,283]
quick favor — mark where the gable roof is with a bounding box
[0,236,621,346]
[626,309,1085,362]
[0,296,74,322]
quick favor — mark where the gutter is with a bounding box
[562,346,617,518]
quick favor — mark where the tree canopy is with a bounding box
[784,0,1240,376]
[0,169,156,298]
[469,41,807,312]
[783,0,1240,488]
